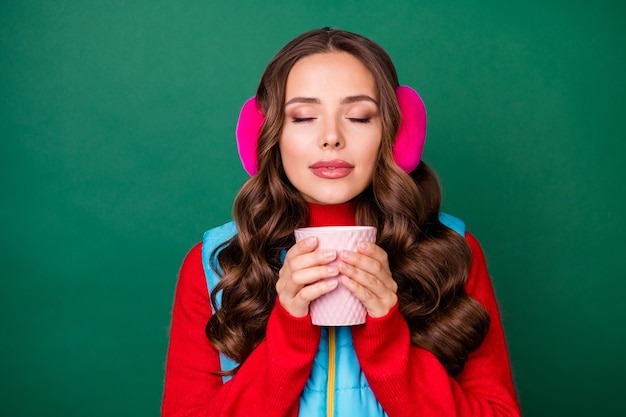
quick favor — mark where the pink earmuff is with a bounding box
[235,97,265,176]
[235,85,427,176]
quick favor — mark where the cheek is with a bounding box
[278,134,304,174]
[363,140,382,179]
[363,135,383,164]
[279,124,315,155]
[278,135,292,160]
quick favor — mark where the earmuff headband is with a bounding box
[236,85,426,176]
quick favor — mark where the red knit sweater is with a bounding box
[161,203,521,417]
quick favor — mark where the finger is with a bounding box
[297,277,340,303]
[286,249,337,273]
[339,247,396,292]
[286,236,318,257]
[279,264,339,296]
[278,277,340,318]
[339,272,398,318]
[356,242,392,275]
[337,260,390,299]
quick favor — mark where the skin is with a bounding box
[279,51,382,205]
[275,52,398,319]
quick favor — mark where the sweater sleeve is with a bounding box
[351,232,521,417]
[161,243,321,417]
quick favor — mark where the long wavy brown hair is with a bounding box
[206,28,489,376]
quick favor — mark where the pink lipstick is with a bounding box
[309,159,354,179]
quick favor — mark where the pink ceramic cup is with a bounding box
[294,226,377,326]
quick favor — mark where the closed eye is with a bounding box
[348,117,371,124]
[292,117,316,123]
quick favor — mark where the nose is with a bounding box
[320,116,344,149]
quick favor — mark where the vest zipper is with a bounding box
[327,327,336,417]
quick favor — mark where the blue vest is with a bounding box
[201,213,465,417]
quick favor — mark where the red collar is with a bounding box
[306,201,357,227]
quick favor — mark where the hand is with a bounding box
[276,237,341,318]
[338,242,398,318]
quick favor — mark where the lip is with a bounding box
[309,159,354,179]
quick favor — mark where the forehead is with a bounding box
[285,52,378,99]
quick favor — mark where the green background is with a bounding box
[2,0,624,415]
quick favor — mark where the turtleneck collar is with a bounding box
[306,200,357,227]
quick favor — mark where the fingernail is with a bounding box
[324,250,336,259]
[341,250,352,260]
[328,266,339,275]
[305,237,316,247]
[358,241,368,250]
[327,278,338,288]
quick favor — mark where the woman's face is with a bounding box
[279,51,382,205]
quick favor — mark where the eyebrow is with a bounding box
[284,95,378,106]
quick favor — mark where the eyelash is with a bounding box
[292,117,315,123]
[291,117,371,124]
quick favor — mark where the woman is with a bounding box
[162,27,521,417]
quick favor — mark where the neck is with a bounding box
[306,201,357,227]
